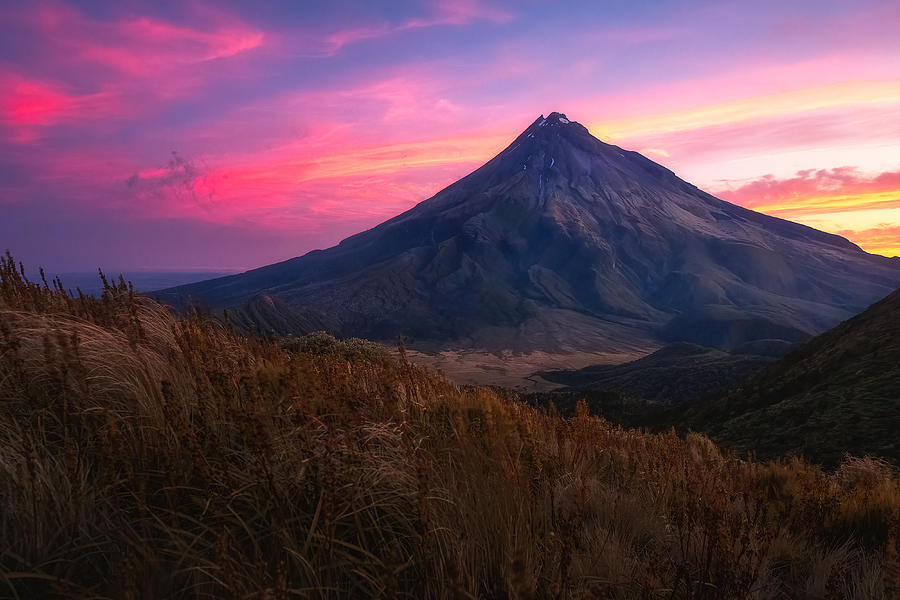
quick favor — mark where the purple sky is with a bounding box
[3,0,900,272]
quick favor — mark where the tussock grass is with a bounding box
[1,253,898,599]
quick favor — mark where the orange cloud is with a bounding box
[835,225,900,258]
[715,168,900,257]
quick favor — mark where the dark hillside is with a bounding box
[539,342,776,403]
[677,287,900,468]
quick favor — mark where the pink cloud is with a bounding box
[0,73,129,142]
[318,0,511,55]
[73,18,263,74]
[172,64,527,160]
[0,3,269,143]
[0,1,266,119]
[2,78,71,126]
[115,146,478,233]
[18,3,264,75]
[0,76,126,124]
[715,167,900,211]
[114,125,500,228]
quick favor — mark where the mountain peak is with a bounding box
[545,111,571,123]
[520,112,594,147]
[533,111,574,128]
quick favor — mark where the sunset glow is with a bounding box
[2,0,899,270]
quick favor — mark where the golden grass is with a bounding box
[0,253,898,599]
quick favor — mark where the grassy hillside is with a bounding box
[538,343,774,404]
[1,254,899,599]
[676,287,900,469]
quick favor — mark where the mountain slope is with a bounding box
[676,287,900,468]
[158,113,900,354]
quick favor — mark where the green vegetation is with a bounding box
[674,287,900,469]
[1,254,899,599]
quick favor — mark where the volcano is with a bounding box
[158,112,900,358]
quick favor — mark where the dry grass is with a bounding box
[1,253,898,599]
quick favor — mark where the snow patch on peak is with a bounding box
[558,117,569,124]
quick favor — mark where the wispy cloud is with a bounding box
[313,0,512,56]
[590,79,900,142]
[8,2,264,74]
[0,73,130,142]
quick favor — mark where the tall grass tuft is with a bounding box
[1,254,898,599]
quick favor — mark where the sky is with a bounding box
[2,0,900,272]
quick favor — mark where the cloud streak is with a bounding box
[716,167,900,213]
[835,224,900,257]
[321,0,512,55]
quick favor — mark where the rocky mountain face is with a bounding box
[158,112,900,354]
